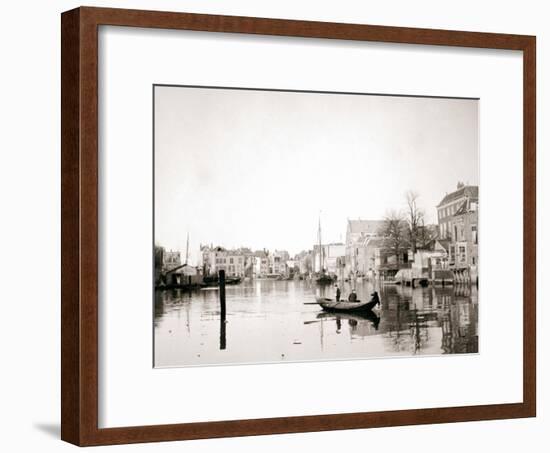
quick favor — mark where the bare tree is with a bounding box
[383,210,407,262]
[405,190,425,254]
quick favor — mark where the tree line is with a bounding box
[382,191,437,262]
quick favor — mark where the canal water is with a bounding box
[154,280,478,368]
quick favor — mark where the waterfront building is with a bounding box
[295,250,313,276]
[345,236,411,280]
[200,245,217,275]
[436,182,478,239]
[434,182,479,283]
[325,244,346,275]
[253,250,270,277]
[251,255,262,277]
[200,245,250,277]
[313,243,345,274]
[154,245,203,287]
[410,240,451,283]
[162,249,182,271]
[344,219,385,276]
[269,250,290,276]
[163,264,202,287]
[286,259,297,272]
[448,200,479,282]
[358,237,384,277]
[370,238,411,280]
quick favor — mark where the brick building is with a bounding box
[437,182,478,239]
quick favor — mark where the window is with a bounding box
[472,225,478,244]
[230,257,234,264]
[459,246,466,263]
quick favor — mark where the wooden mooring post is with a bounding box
[219,270,226,350]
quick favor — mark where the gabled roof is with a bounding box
[364,237,391,249]
[437,185,478,207]
[347,219,385,235]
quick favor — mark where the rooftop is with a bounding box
[437,185,478,208]
[364,237,391,248]
[347,219,385,235]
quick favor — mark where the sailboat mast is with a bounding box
[318,215,323,272]
[185,232,189,265]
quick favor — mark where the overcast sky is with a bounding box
[154,86,478,261]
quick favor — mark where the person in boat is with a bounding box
[370,291,380,305]
[335,284,341,302]
[348,289,358,302]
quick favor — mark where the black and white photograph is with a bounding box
[153,85,479,368]
[2,1,544,450]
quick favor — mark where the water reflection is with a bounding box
[154,280,478,367]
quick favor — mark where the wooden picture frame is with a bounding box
[61,6,536,446]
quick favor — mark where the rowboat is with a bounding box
[316,292,381,312]
[316,297,369,312]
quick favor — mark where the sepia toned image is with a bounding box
[153,85,479,368]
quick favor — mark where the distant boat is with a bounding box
[203,275,242,286]
[315,214,336,285]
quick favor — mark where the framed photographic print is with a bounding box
[61,6,536,446]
